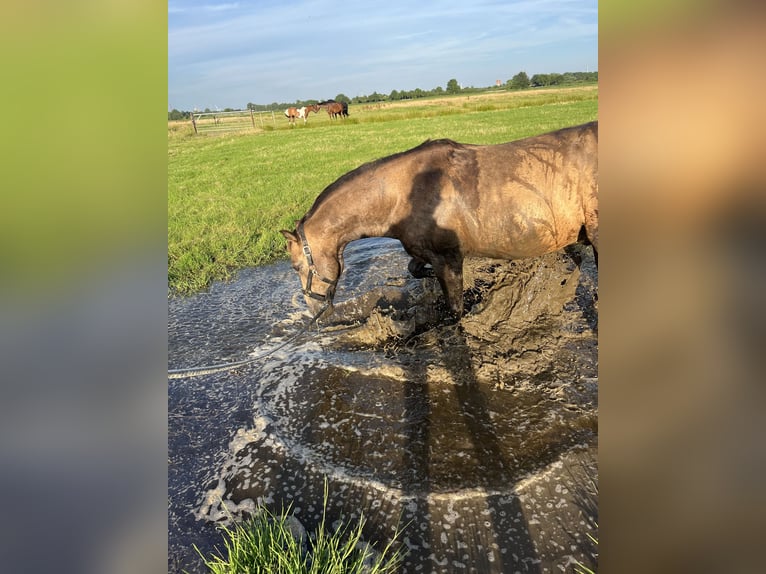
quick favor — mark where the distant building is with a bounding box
[496,80,502,86]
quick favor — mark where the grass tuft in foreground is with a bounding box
[573,530,598,574]
[194,486,404,574]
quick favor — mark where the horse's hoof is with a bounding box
[408,259,435,278]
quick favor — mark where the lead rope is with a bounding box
[167,304,329,380]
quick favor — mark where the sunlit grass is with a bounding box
[574,530,598,573]
[193,485,404,574]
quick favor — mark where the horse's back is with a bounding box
[476,123,596,256]
[415,123,598,258]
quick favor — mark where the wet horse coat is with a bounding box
[282,121,598,317]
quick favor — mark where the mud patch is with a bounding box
[329,245,598,392]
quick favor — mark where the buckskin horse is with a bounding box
[281,121,598,319]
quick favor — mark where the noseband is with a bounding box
[297,222,338,302]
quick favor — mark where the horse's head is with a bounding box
[280,222,339,318]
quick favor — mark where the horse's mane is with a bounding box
[303,139,463,221]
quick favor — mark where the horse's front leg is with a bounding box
[432,252,465,317]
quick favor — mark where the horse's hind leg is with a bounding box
[586,222,598,268]
[571,223,599,268]
[584,200,599,268]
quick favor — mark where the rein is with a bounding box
[167,304,330,380]
[168,223,337,380]
[297,221,338,302]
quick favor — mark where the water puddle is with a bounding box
[169,238,598,573]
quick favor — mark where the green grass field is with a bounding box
[168,85,597,295]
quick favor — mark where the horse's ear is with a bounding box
[280,229,298,243]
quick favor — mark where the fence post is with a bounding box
[192,114,198,134]
[250,108,255,128]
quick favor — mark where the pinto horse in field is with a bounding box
[281,122,598,319]
[284,104,320,126]
[284,107,301,126]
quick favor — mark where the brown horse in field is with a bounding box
[319,100,346,119]
[281,122,598,318]
[305,103,321,116]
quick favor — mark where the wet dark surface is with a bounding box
[169,238,598,573]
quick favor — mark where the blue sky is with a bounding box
[168,0,597,111]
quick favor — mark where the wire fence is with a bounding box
[191,109,278,134]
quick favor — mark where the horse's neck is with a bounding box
[306,179,396,250]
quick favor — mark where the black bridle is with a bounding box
[296,222,338,302]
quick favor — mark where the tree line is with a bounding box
[168,70,597,121]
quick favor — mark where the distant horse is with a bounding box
[284,105,320,126]
[319,100,346,119]
[304,103,321,118]
[284,107,301,126]
[281,122,598,319]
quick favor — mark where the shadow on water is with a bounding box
[396,328,543,573]
[450,332,540,573]
[400,360,433,569]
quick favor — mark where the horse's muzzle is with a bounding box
[305,294,333,320]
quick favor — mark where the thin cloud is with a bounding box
[168,0,597,110]
[169,2,240,14]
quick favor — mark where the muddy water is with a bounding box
[168,238,598,573]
